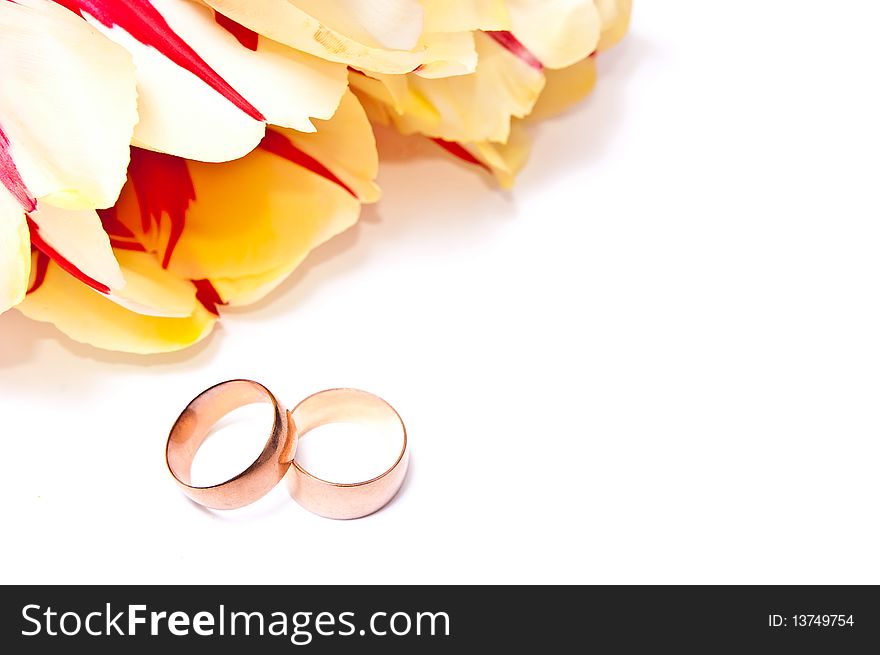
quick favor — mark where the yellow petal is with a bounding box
[209,103,375,307]
[527,55,598,122]
[210,261,305,308]
[28,204,125,291]
[296,0,425,50]
[421,0,510,32]
[209,171,362,306]
[180,153,361,300]
[111,108,374,306]
[354,32,545,144]
[108,250,198,318]
[111,85,377,298]
[0,188,30,313]
[350,70,430,118]
[470,121,533,189]
[129,0,349,141]
[0,0,137,210]
[83,10,263,163]
[415,31,478,79]
[204,0,426,74]
[17,254,214,354]
[595,0,633,52]
[27,204,195,318]
[505,0,601,69]
[282,91,381,204]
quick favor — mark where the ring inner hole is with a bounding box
[189,402,275,488]
[295,423,402,485]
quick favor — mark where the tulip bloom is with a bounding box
[16,90,379,353]
[348,0,631,186]
[1,0,629,353]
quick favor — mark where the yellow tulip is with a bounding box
[350,0,624,188]
[1,0,629,352]
[17,92,379,353]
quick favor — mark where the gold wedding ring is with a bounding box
[286,388,409,520]
[166,381,408,519]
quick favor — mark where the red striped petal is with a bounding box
[0,123,37,212]
[192,278,225,315]
[26,216,111,294]
[54,0,265,121]
[27,250,50,294]
[98,206,147,253]
[214,11,258,51]
[431,138,490,173]
[127,147,195,269]
[485,31,544,71]
[259,129,357,199]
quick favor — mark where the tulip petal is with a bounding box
[595,0,633,52]
[431,139,491,173]
[26,203,198,317]
[414,31,478,79]
[281,91,381,204]
[110,91,375,305]
[527,56,598,122]
[58,0,263,118]
[505,0,601,69]
[204,0,425,74]
[186,155,362,308]
[17,254,215,354]
[28,204,125,292]
[107,250,199,318]
[430,122,532,189]
[485,31,543,71]
[421,0,510,32]
[0,125,36,212]
[110,87,377,294]
[428,56,601,187]
[294,0,424,51]
[63,1,348,161]
[76,10,263,163]
[472,122,532,188]
[352,32,545,144]
[147,0,349,135]
[349,70,424,117]
[171,151,359,288]
[0,0,137,210]
[207,259,304,308]
[0,188,31,313]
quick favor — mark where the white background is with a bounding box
[1,0,878,584]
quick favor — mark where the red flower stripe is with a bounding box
[98,206,147,253]
[431,138,490,172]
[213,11,258,51]
[53,0,265,121]
[192,278,225,315]
[27,251,50,294]
[0,123,37,212]
[127,147,195,269]
[259,129,357,199]
[26,216,111,294]
[485,31,543,71]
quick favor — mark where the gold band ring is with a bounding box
[166,380,296,510]
[286,388,409,520]
[166,383,408,519]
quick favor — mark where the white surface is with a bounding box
[2,0,879,584]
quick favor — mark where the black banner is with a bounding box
[1,586,877,652]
